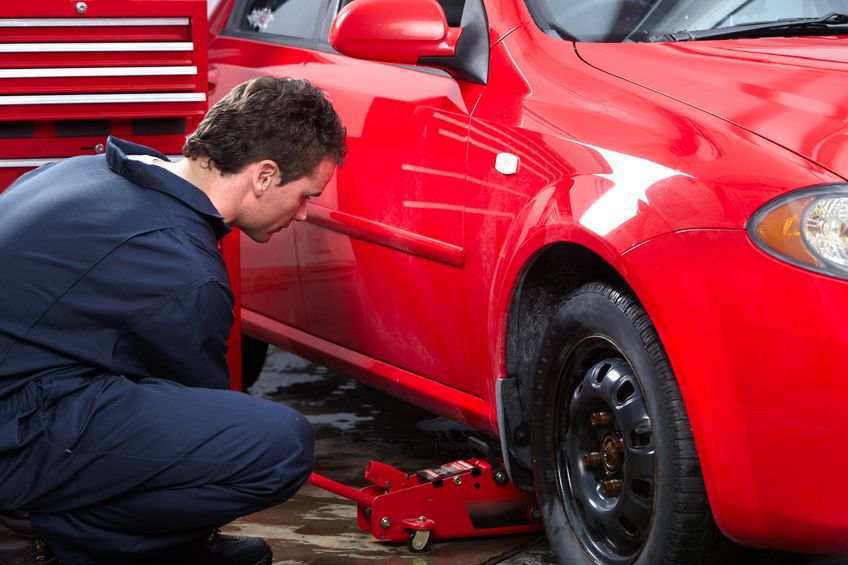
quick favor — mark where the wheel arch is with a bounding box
[498,240,630,486]
[505,242,627,383]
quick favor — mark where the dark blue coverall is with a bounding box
[0,137,314,564]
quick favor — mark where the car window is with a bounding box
[240,0,324,40]
[526,0,848,42]
[337,0,465,26]
[438,0,466,26]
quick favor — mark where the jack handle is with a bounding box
[308,472,375,507]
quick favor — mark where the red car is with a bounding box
[208,0,848,561]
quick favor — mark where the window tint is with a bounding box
[439,0,465,27]
[241,0,323,40]
[527,0,848,42]
[337,0,465,27]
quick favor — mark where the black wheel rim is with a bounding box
[555,343,656,563]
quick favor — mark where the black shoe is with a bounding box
[157,530,271,565]
[0,512,60,565]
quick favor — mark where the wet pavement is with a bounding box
[225,347,847,565]
[225,347,548,564]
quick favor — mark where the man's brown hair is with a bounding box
[183,76,346,185]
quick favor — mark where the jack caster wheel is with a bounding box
[407,529,431,553]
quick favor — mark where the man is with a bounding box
[0,76,346,564]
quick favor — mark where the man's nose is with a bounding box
[294,202,308,222]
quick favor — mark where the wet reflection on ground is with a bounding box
[227,347,547,564]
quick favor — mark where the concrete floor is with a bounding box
[225,347,847,565]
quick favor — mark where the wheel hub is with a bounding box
[561,357,657,560]
[601,434,623,474]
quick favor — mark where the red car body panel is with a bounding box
[577,38,848,178]
[209,0,848,553]
[242,307,491,430]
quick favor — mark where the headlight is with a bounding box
[748,184,848,279]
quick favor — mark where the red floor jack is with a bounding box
[307,445,544,553]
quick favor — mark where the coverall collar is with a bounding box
[105,136,231,240]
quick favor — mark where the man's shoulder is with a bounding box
[2,155,173,227]
[0,156,182,290]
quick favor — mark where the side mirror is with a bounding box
[330,0,463,65]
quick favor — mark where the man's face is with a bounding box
[240,157,336,243]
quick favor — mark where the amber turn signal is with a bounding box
[753,196,818,267]
[749,185,848,279]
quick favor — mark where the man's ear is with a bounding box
[251,160,280,197]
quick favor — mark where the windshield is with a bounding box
[526,0,848,42]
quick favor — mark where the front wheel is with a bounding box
[531,282,720,564]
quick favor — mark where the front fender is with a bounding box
[620,228,848,552]
[489,170,674,372]
[486,171,677,432]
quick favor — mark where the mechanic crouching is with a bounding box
[0,76,347,564]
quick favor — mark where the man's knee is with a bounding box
[271,405,314,480]
[246,403,314,499]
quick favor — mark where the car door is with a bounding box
[212,0,481,392]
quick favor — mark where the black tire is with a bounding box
[530,282,719,564]
[241,334,268,392]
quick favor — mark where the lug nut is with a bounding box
[583,451,603,467]
[591,411,612,426]
[601,479,623,495]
